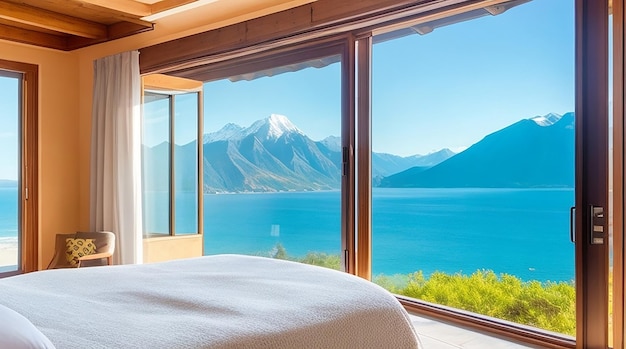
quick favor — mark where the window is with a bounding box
[369,0,576,337]
[142,92,171,236]
[201,47,346,269]
[0,60,38,277]
[0,72,20,274]
[139,0,613,345]
[141,75,203,238]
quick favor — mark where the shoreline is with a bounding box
[0,238,18,268]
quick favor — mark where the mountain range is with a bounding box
[143,114,454,193]
[143,112,574,193]
[0,180,17,188]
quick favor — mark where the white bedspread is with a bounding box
[0,254,420,349]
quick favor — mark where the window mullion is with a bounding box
[170,95,176,237]
[355,35,372,280]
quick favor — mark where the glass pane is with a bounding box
[0,75,19,272]
[371,0,575,336]
[174,93,199,235]
[203,55,342,269]
[142,92,171,236]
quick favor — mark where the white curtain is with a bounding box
[90,51,143,265]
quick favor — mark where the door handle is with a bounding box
[570,206,575,243]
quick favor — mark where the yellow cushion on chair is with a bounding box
[65,238,97,266]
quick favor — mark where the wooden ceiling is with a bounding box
[0,0,217,51]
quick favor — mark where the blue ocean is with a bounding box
[0,187,18,240]
[1,187,575,282]
[202,188,574,282]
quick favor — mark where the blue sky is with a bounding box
[2,0,575,180]
[201,0,575,156]
[0,77,18,180]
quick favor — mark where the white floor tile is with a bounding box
[409,313,548,349]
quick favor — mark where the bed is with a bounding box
[0,254,422,349]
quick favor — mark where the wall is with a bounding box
[0,41,80,268]
[143,235,203,264]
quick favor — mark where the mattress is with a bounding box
[0,254,421,348]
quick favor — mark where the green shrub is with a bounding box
[374,270,575,336]
[270,243,341,270]
[269,244,575,336]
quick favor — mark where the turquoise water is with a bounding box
[1,186,574,282]
[0,187,17,239]
[370,188,574,282]
[202,188,574,282]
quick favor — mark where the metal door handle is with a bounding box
[569,206,575,243]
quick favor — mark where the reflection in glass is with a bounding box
[174,93,199,235]
[142,92,171,236]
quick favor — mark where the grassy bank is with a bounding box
[375,270,575,335]
[271,245,575,336]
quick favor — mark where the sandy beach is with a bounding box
[0,238,18,268]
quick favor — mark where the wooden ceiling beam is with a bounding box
[78,0,201,18]
[70,1,154,27]
[66,21,153,50]
[77,0,152,17]
[150,0,200,14]
[0,22,67,50]
[0,1,107,38]
[108,20,154,39]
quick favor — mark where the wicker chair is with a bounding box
[47,231,115,269]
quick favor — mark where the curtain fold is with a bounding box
[90,51,143,265]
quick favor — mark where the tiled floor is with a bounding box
[408,313,547,349]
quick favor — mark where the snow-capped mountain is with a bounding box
[203,123,244,143]
[144,114,454,193]
[203,114,303,144]
[246,113,303,140]
[202,115,339,192]
[147,112,575,192]
[531,112,563,126]
[319,135,341,152]
[144,113,575,192]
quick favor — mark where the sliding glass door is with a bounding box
[370,0,576,337]
[575,0,611,347]
[139,0,613,345]
[201,44,347,270]
[363,0,610,346]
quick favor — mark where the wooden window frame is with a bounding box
[0,59,38,276]
[603,0,626,346]
[163,37,355,271]
[139,0,616,347]
[141,75,204,238]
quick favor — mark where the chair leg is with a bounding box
[107,256,112,265]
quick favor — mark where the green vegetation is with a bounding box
[269,244,575,336]
[375,270,575,336]
[271,243,341,270]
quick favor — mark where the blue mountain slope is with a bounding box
[373,148,456,177]
[379,112,575,188]
[0,179,18,188]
